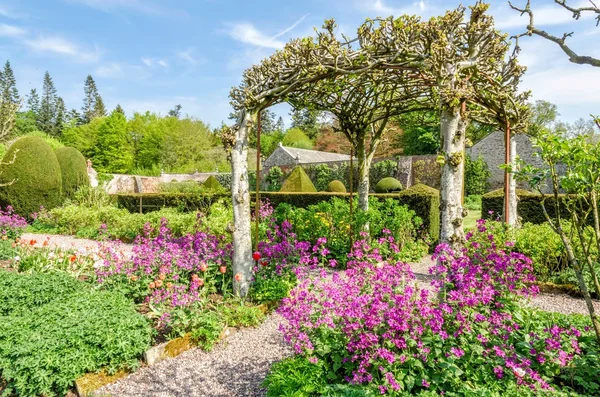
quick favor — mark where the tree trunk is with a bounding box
[439,106,467,248]
[231,109,254,297]
[506,135,519,227]
[356,138,373,213]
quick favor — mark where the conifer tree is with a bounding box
[93,94,106,118]
[0,60,20,138]
[82,75,105,123]
[38,71,58,135]
[27,89,40,115]
[54,97,66,135]
[114,104,125,115]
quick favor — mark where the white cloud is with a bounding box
[96,62,124,78]
[141,57,168,68]
[0,5,25,19]
[494,0,599,30]
[24,35,100,63]
[225,14,309,49]
[66,0,183,16]
[176,48,203,65]
[0,23,26,37]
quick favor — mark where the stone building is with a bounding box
[467,131,546,192]
[263,143,352,172]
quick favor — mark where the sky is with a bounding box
[0,0,598,128]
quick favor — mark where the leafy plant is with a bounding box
[0,271,152,397]
[465,154,490,195]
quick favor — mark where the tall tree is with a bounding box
[168,104,182,118]
[94,109,134,173]
[0,60,20,139]
[26,89,40,115]
[94,94,107,118]
[114,104,125,115]
[38,71,58,135]
[82,75,104,123]
[290,107,320,139]
[54,97,67,136]
[66,108,82,127]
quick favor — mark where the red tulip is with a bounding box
[252,252,261,261]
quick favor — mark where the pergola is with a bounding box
[226,3,530,297]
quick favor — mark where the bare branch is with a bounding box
[509,0,600,67]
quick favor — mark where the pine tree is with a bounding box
[290,107,320,139]
[54,97,66,136]
[1,61,19,104]
[0,60,20,138]
[27,89,40,114]
[38,71,58,135]
[114,104,125,115]
[82,75,103,123]
[93,94,106,118]
[66,108,82,127]
[168,104,182,118]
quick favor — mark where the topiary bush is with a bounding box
[0,136,63,217]
[327,180,346,193]
[374,177,402,193]
[203,175,225,192]
[55,147,89,199]
[280,166,317,193]
[397,183,440,242]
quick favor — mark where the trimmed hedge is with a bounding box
[203,175,224,192]
[55,147,89,198]
[115,192,228,213]
[481,189,583,224]
[113,187,442,239]
[0,136,63,216]
[327,180,346,193]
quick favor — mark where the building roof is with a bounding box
[266,143,351,166]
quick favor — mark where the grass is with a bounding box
[464,209,481,230]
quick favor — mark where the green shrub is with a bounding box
[480,189,583,224]
[160,181,205,194]
[265,166,284,191]
[0,271,152,397]
[189,311,225,352]
[374,177,402,193]
[327,180,347,193]
[0,136,63,216]
[203,175,225,192]
[218,303,266,328]
[55,147,89,198]
[514,223,568,281]
[464,195,482,211]
[465,154,490,195]
[115,192,228,213]
[280,166,317,192]
[398,184,440,242]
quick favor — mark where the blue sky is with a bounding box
[0,0,598,128]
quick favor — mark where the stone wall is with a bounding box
[467,131,549,192]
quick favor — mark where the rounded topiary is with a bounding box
[280,166,317,193]
[0,136,62,216]
[55,147,89,198]
[327,180,346,193]
[203,175,224,191]
[375,177,403,193]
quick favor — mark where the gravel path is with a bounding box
[21,232,132,252]
[96,314,291,397]
[19,235,600,396]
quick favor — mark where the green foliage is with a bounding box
[189,311,225,352]
[327,180,346,193]
[0,271,152,397]
[264,356,329,396]
[369,160,398,191]
[55,146,89,198]
[465,154,490,195]
[20,130,65,150]
[94,110,134,173]
[464,195,482,211]
[218,303,266,328]
[283,128,313,150]
[280,166,317,192]
[396,111,440,155]
[203,175,224,192]
[412,159,441,189]
[398,183,441,242]
[0,136,63,216]
[514,223,569,281]
[265,166,284,191]
[61,117,104,159]
[251,274,297,303]
[115,192,228,213]
[374,177,402,193]
[275,197,427,265]
[290,108,320,139]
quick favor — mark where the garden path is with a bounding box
[21,234,600,396]
[21,232,133,252]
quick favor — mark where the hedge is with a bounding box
[55,147,89,198]
[481,189,587,224]
[0,136,63,216]
[113,186,441,239]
